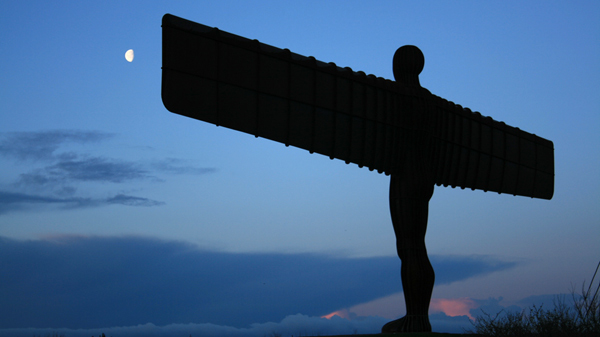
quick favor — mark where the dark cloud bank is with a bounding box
[0,235,516,335]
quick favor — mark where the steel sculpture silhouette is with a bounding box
[161,14,554,333]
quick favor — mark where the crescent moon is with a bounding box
[125,49,134,62]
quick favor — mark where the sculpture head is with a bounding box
[393,45,424,87]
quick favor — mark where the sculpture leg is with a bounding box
[382,175,435,333]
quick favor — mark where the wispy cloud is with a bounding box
[48,157,150,183]
[15,157,152,193]
[106,194,165,207]
[0,130,215,214]
[0,235,517,330]
[0,191,164,214]
[0,191,76,212]
[0,130,112,161]
[152,157,218,175]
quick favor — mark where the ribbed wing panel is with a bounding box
[162,13,407,175]
[429,96,554,199]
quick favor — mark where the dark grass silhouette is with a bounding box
[469,261,600,337]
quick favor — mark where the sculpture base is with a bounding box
[382,315,432,333]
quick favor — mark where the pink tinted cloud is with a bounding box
[322,309,352,319]
[430,298,477,320]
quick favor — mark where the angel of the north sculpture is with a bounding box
[161,14,554,333]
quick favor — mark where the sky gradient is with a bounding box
[1,1,599,336]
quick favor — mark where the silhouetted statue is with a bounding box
[382,46,436,332]
[160,14,554,333]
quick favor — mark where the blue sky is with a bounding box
[0,1,598,335]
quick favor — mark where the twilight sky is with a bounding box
[0,1,598,336]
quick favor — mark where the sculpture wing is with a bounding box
[162,13,409,175]
[428,96,554,199]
